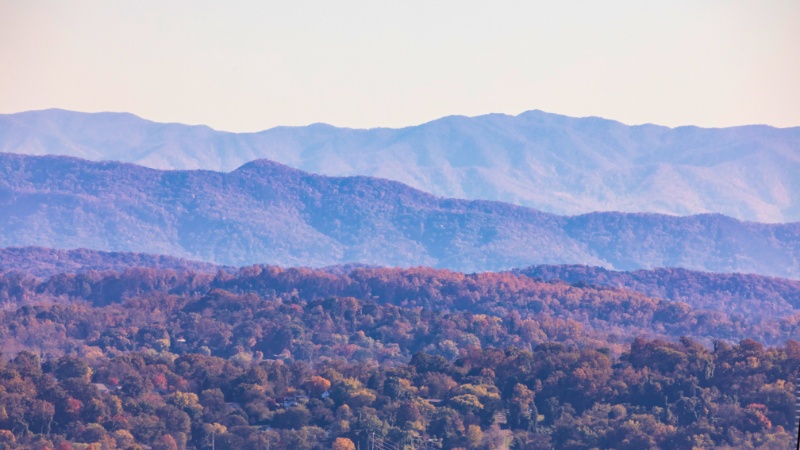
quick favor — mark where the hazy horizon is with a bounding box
[2,1,799,132]
[4,107,799,135]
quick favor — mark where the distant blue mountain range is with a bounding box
[1,153,798,278]
[2,109,798,223]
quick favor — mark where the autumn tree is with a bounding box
[332,437,356,450]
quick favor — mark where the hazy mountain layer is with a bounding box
[1,153,799,277]
[2,109,799,222]
[0,246,378,278]
[0,246,235,277]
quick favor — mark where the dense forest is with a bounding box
[3,265,800,347]
[1,264,800,449]
[515,265,800,320]
[0,300,797,450]
[5,246,800,323]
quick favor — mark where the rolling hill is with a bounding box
[1,153,799,277]
[3,246,800,321]
[2,109,799,222]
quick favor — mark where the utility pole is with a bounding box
[796,372,800,450]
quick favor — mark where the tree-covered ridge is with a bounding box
[5,245,800,325]
[3,153,800,277]
[514,265,800,321]
[0,247,236,278]
[1,290,605,365]
[0,335,797,450]
[3,266,800,351]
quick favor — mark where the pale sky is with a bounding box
[1,0,799,132]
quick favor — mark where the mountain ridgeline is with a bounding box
[1,153,800,278]
[2,108,799,222]
[3,246,800,323]
[513,265,800,320]
[4,263,800,350]
[0,246,236,277]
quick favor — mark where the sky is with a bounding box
[1,0,799,132]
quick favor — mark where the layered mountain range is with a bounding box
[2,109,799,222]
[2,109,799,450]
[1,153,799,277]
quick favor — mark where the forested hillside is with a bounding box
[515,265,800,320]
[4,246,800,322]
[2,154,800,277]
[1,338,797,450]
[3,265,800,351]
[0,269,797,449]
